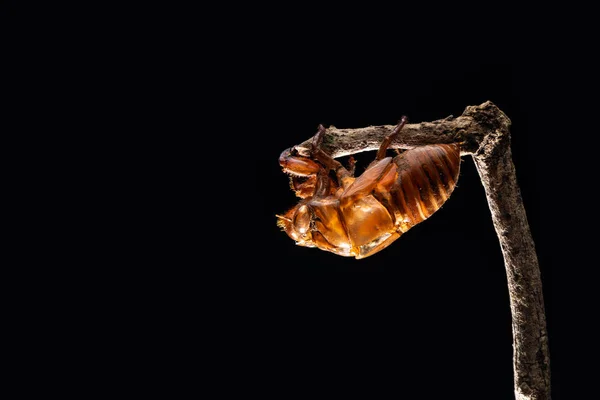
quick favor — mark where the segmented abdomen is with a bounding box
[377,144,461,233]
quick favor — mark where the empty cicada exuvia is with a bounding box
[276,116,461,259]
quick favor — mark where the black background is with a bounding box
[142,7,595,399]
[245,68,542,397]
[227,14,592,400]
[6,3,596,399]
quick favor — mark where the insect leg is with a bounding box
[310,124,354,188]
[375,116,408,161]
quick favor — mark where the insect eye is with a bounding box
[294,205,311,235]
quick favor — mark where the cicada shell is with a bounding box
[277,117,461,259]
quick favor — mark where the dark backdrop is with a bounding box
[245,65,539,398]
[145,8,594,399]
[229,19,592,400]
[17,3,593,399]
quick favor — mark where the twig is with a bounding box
[295,101,550,400]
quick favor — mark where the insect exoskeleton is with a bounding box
[277,117,461,259]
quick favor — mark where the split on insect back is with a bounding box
[276,116,461,259]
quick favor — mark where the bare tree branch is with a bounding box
[295,101,550,400]
[295,102,496,158]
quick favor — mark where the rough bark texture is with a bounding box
[294,101,550,400]
[471,111,550,400]
[295,104,489,157]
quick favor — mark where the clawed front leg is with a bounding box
[279,148,321,177]
[279,124,356,197]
